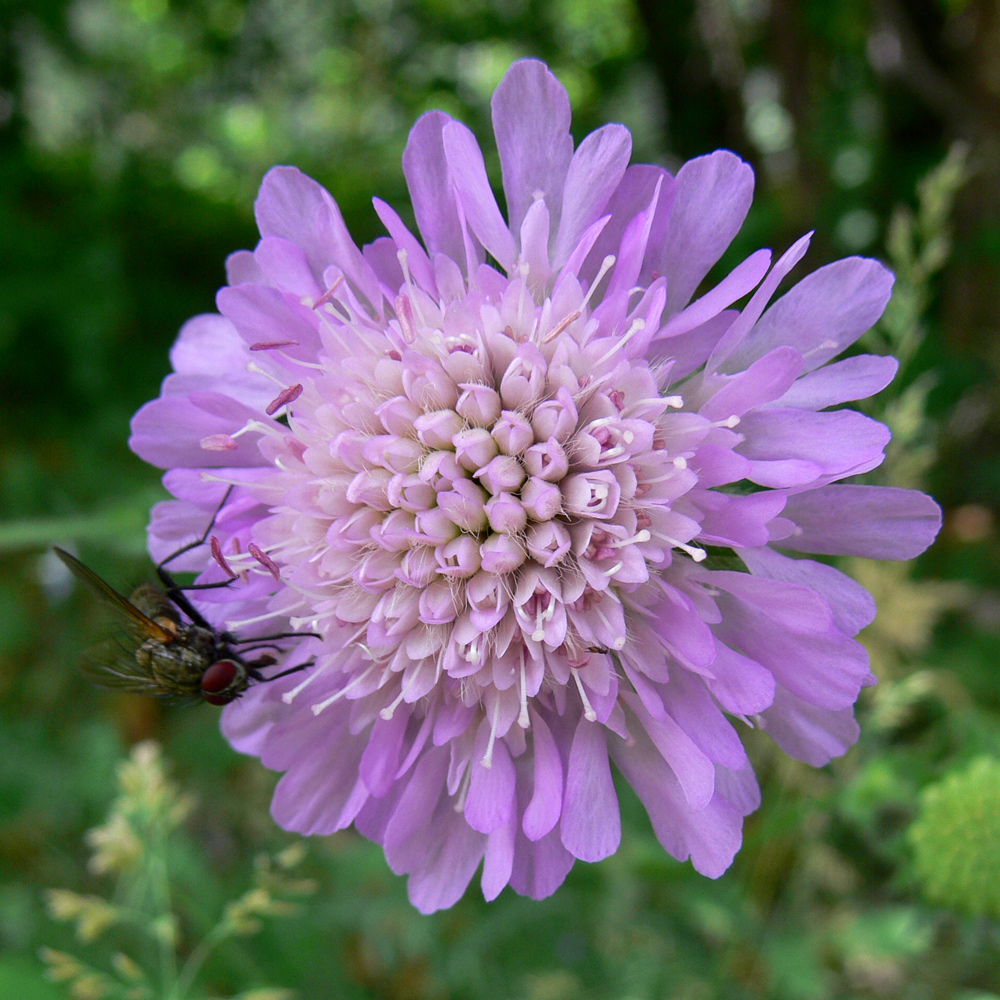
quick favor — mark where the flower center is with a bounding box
[251,278,709,725]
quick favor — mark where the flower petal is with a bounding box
[778,485,942,559]
[492,58,574,245]
[560,718,621,862]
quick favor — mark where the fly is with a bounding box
[54,492,313,705]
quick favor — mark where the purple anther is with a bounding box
[248,543,281,580]
[312,274,345,308]
[210,535,238,579]
[265,383,303,416]
[249,340,300,351]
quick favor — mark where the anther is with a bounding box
[541,309,582,344]
[200,434,238,451]
[311,274,345,309]
[265,384,303,416]
[394,293,417,344]
[248,543,281,580]
[210,536,237,579]
[249,340,299,351]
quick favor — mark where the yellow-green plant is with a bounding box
[41,741,314,1000]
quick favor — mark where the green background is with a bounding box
[2,0,1000,996]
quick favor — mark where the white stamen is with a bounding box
[673,456,688,469]
[580,255,616,314]
[308,661,377,713]
[602,560,624,577]
[517,653,530,729]
[465,638,480,666]
[274,353,329,371]
[453,764,473,813]
[225,607,296,630]
[229,419,286,441]
[481,698,501,768]
[593,605,627,650]
[246,362,288,386]
[611,529,651,549]
[624,395,680,416]
[712,415,741,429]
[593,317,646,369]
[651,530,708,562]
[281,658,331,704]
[572,669,598,722]
[586,416,617,430]
[379,687,406,721]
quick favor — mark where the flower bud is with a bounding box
[414,409,463,449]
[467,571,510,630]
[386,473,436,512]
[435,536,482,578]
[492,410,534,456]
[414,507,460,545]
[500,343,547,409]
[373,509,416,551]
[375,395,421,436]
[453,427,499,472]
[418,450,463,490]
[345,468,392,509]
[396,545,438,587]
[521,477,562,521]
[523,438,569,481]
[480,533,526,574]
[531,386,578,442]
[476,453,527,494]
[362,434,423,473]
[436,479,489,532]
[456,383,502,426]
[418,581,461,624]
[485,492,528,534]
[402,354,458,409]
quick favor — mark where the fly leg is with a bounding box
[245,658,315,684]
[155,485,236,630]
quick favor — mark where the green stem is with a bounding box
[171,922,234,1000]
[148,813,180,999]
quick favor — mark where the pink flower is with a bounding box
[131,59,942,912]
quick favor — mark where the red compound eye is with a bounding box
[201,659,240,705]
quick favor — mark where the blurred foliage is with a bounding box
[3,0,1000,997]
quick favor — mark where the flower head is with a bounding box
[131,59,941,912]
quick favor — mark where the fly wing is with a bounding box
[54,547,174,644]
[78,637,165,695]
